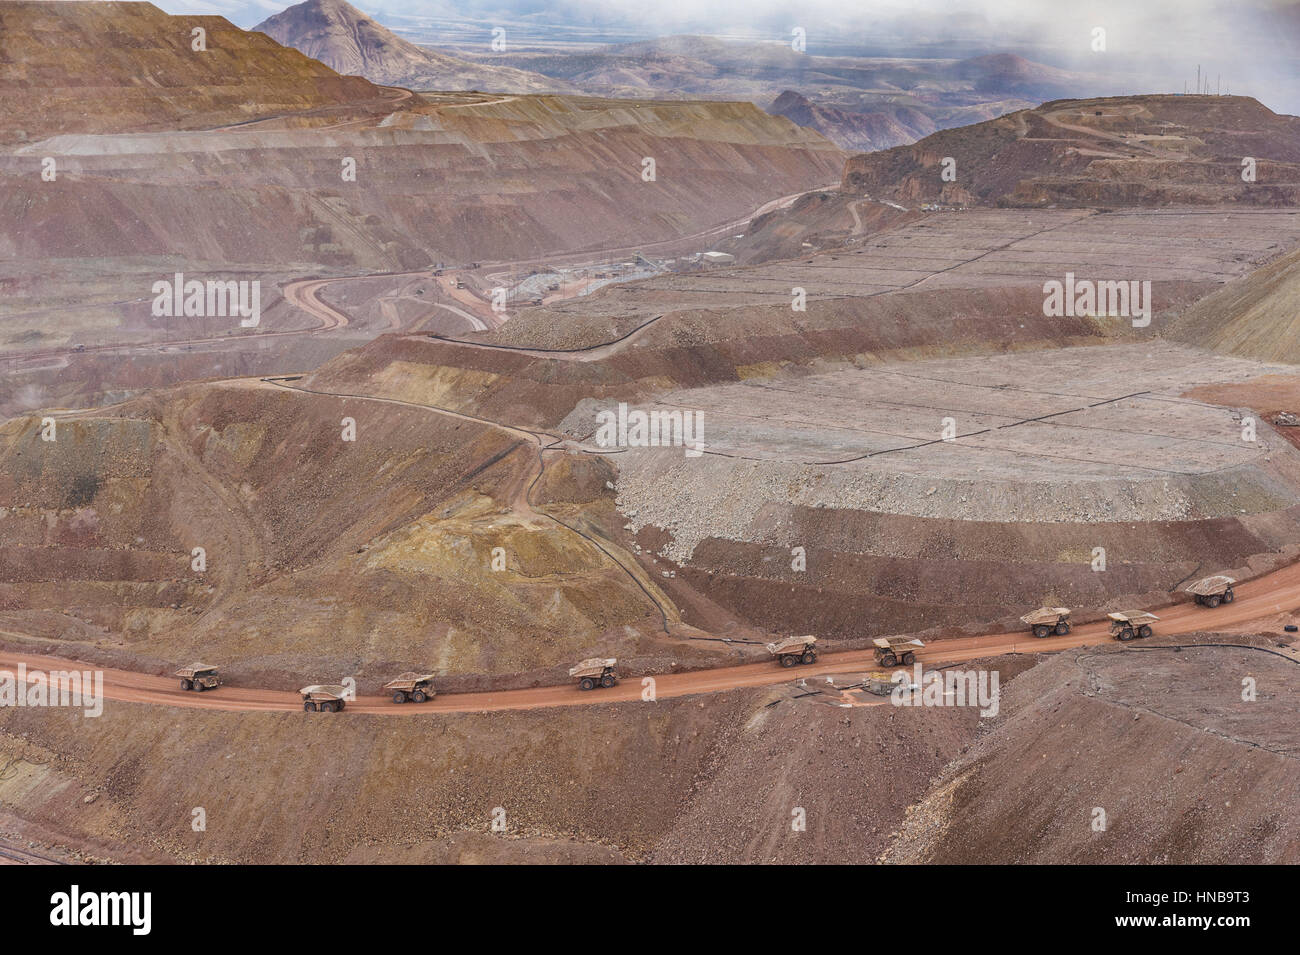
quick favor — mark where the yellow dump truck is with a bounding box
[174,663,221,692]
[1108,611,1158,642]
[383,672,436,704]
[873,636,923,667]
[300,684,349,713]
[1020,607,1071,638]
[569,658,618,691]
[1185,575,1236,608]
[766,635,817,668]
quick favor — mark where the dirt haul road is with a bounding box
[281,182,841,334]
[0,184,834,367]
[3,558,1299,715]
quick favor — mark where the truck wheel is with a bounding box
[335,700,345,712]
[1033,625,1050,639]
[780,655,796,668]
[1055,623,1070,635]
[902,652,916,665]
[411,690,427,703]
[1224,589,1235,603]
[580,677,595,691]
[600,674,616,688]
[1118,629,1134,642]
[180,679,192,691]
[392,691,406,704]
[194,681,205,692]
[1207,595,1221,608]
[801,651,815,665]
[1138,625,1153,639]
[304,701,317,712]
[1194,594,1204,605]
[880,653,897,667]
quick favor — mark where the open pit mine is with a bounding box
[0,0,1298,886]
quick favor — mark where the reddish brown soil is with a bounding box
[1185,376,1300,451]
[887,635,1300,863]
[0,680,982,864]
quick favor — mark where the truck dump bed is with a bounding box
[872,636,924,651]
[766,635,816,655]
[568,658,616,678]
[174,663,218,679]
[300,684,349,700]
[1108,611,1159,626]
[1184,575,1235,597]
[382,672,436,691]
[1019,607,1070,626]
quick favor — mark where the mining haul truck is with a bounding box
[1108,611,1158,642]
[766,635,818,668]
[300,684,349,712]
[175,663,221,692]
[873,636,924,667]
[569,658,618,691]
[383,672,436,704]
[1020,607,1072,638]
[1185,575,1236,608]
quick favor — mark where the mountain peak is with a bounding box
[254,0,566,93]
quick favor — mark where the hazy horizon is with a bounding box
[133,0,1300,113]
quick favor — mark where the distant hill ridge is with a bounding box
[253,0,571,93]
[0,0,388,142]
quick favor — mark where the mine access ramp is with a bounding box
[766,634,817,667]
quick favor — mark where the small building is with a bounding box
[701,251,736,266]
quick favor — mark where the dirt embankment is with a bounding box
[310,283,1146,431]
[667,511,1300,641]
[2,95,843,280]
[885,635,1300,863]
[8,638,1288,864]
[297,279,1300,644]
[1167,245,1300,362]
[0,681,981,864]
[0,382,687,683]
